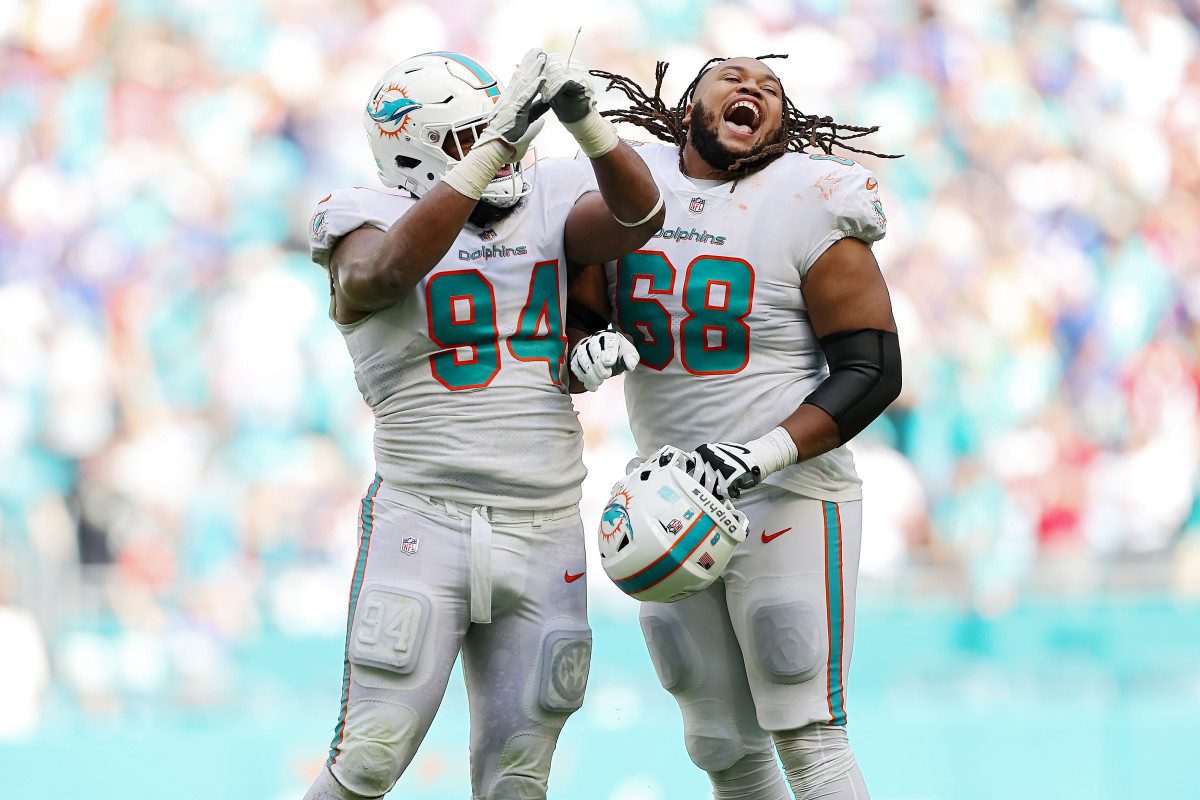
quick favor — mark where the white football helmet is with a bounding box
[363,51,533,207]
[599,448,749,603]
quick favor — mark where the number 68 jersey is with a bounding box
[604,142,888,503]
[309,159,593,510]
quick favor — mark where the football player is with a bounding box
[567,56,902,800]
[303,49,664,800]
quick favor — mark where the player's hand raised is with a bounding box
[476,48,548,162]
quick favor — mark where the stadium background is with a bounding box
[2,0,1200,797]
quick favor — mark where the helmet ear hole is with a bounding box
[394,155,420,169]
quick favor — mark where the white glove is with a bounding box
[541,52,619,158]
[690,428,800,501]
[475,48,548,162]
[570,330,640,392]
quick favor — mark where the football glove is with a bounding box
[570,330,640,392]
[690,428,800,501]
[541,52,619,157]
[475,48,548,162]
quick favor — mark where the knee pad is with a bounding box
[748,600,823,685]
[347,583,432,677]
[303,765,377,800]
[772,723,859,799]
[537,624,591,713]
[639,610,701,693]
[709,750,790,800]
[486,732,556,800]
[332,700,420,797]
[679,699,753,772]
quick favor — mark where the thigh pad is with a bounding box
[749,599,823,685]
[538,624,592,713]
[348,583,432,675]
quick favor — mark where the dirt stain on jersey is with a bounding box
[738,203,748,211]
[813,172,841,201]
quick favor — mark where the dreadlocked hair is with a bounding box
[591,55,901,180]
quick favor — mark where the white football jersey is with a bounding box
[605,142,888,502]
[309,159,594,510]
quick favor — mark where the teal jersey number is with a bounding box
[616,251,754,374]
[615,251,676,369]
[508,260,566,382]
[426,263,565,391]
[679,256,754,375]
[426,270,501,390]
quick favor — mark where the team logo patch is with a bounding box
[402,537,419,555]
[689,196,706,214]
[872,199,887,224]
[549,638,590,703]
[367,84,422,140]
[599,490,634,553]
[310,209,328,240]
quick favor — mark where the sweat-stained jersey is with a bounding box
[309,159,594,510]
[604,142,888,502]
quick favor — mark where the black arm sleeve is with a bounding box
[802,328,902,445]
[565,300,610,335]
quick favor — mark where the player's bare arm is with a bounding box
[781,236,900,462]
[328,185,484,324]
[535,51,664,264]
[564,261,615,393]
[564,143,664,265]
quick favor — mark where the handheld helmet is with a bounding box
[363,51,532,207]
[599,448,749,603]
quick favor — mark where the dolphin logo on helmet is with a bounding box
[361,52,535,207]
[598,447,748,604]
[367,89,423,137]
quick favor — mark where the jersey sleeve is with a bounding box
[798,159,888,277]
[308,189,389,270]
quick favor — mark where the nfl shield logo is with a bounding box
[480,229,497,241]
[402,537,419,555]
[689,196,705,213]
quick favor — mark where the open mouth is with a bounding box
[493,165,513,179]
[723,100,761,137]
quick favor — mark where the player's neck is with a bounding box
[681,143,737,182]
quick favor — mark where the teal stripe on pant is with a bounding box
[328,473,384,766]
[823,501,847,726]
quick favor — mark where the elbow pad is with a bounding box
[802,328,902,445]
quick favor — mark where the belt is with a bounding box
[389,488,577,624]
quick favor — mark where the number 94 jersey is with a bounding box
[309,159,594,510]
[605,142,887,503]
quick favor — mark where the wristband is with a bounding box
[744,426,799,478]
[441,140,510,200]
[563,109,620,158]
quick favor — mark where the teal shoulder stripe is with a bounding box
[328,473,384,767]
[616,516,717,596]
[420,51,501,98]
[824,500,847,726]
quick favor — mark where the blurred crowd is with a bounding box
[2,0,1200,736]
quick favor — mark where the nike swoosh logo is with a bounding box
[564,570,585,583]
[761,527,792,543]
[865,178,877,190]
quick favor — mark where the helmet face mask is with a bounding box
[363,52,534,208]
[599,453,749,603]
